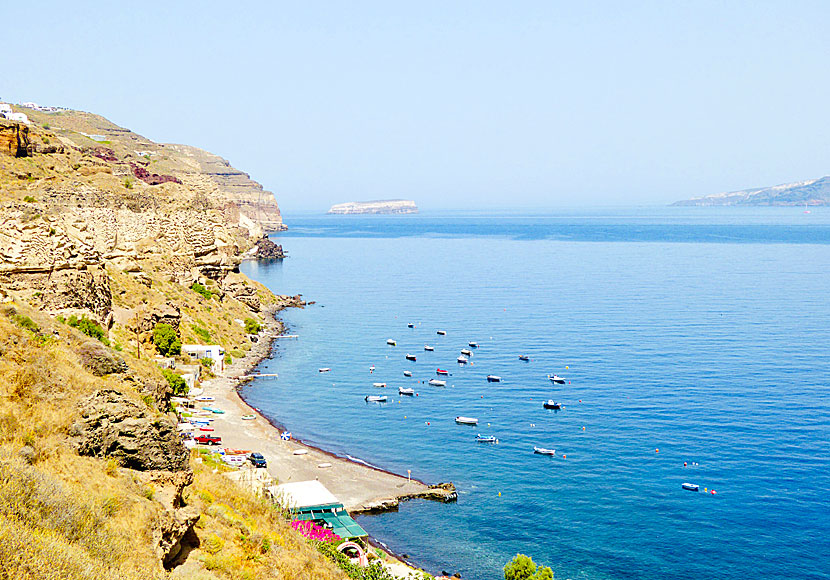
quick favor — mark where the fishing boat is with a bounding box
[424,345,434,351]
[457,356,468,364]
[405,354,417,361]
[460,348,472,356]
[403,370,412,377]
[475,434,498,443]
[487,375,501,382]
[428,379,446,386]
[241,414,256,420]
[533,446,556,455]
[365,395,388,403]
[318,368,331,373]
[399,387,415,395]
[682,483,700,492]
[387,339,397,346]
[519,355,530,361]
[436,369,449,375]
[456,416,478,425]
[407,323,415,328]
[468,341,479,348]
[548,375,566,384]
[372,382,387,388]
[437,330,447,335]
[543,400,561,410]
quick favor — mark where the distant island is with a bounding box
[673,176,830,206]
[327,199,418,214]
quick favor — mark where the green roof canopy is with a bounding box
[292,504,367,539]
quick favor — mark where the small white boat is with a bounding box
[455,416,478,425]
[241,414,256,420]
[365,395,388,403]
[403,370,412,377]
[407,323,415,328]
[428,379,446,387]
[318,367,331,373]
[519,355,530,362]
[475,434,498,443]
[405,354,417,361]
[460,349,472,356]
[318,462,332,468]
[468,342,479,348]
[534,446,556,455]
[549,375,566,384]
[437,330,447,335]
[194,396,215,402]
[424,345,434,351]
[543,400,561,410]
[399,386,415,395]
[387,339,397,346]
[293,449,308,455]
[457,356,468,364]
[682,482,700,492]
[487,375,501,382]
[372,382,387,388]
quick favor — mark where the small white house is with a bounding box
[0,104,12,114]
[181,344,225,374]
[5,112,29,124]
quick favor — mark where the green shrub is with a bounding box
[191,282,213,300]
[23,195,36,203]
[152,323,181,356]
[504,554,553,580]
[123,177,133,189]
[244,318,261,334]
[191,324,211,342]
[200,357,213,369]
[67,315,108,345]
[161,369,187,396]
[224,353,232,365]
[12,314,39,333]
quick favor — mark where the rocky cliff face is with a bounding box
[0,120,30,157]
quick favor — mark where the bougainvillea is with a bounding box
[291,519,341,543]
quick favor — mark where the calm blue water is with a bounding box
[241,209,830,580]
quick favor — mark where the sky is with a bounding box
[2,1,829,212]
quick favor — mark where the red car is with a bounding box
[194,434,222,445]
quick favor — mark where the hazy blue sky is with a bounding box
[2,1,828,211]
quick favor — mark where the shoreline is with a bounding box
[197,299,456,576]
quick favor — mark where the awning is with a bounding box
[293,508,367,539]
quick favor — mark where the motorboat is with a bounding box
[399,387,415,395]
[437,330,447,335]
[387,339,397,346]
[407,323,415,328]
[424,345,434,351]
[365,395,388,403]
[241,414,256,420]
[682,483,700,492]
[405,354,417,361]
[487,375,501,382]
[549,375,566,384]
[457,356,468,364]
[428,379,446,387]
[318,368,331,373]
[460,349,472,356]
[372,382,387,388]
[403,370,412,377]
[519,355,530,361]
[475,434,498,443]
[468,342,479,348]
[533,446,556,455]
[455,416,478,425]
[436,369,449,375]
[543,400,561,410]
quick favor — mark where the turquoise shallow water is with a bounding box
[240,209,830,580]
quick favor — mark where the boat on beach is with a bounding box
[195,396,215,402]
[549,374,566,384]
[405,354,417,361]
[424,345,434,351]
[457,356,468,364]
[403,370,412,377]
[534,446,556,455]
[682,482,700,492]
[475,434,498,443]
[365,395,388,403]
[318,367,331,373]
[468,341,479,348]
[519,355,530,361]
[387,339,397,346]
[460,348,472,356]
[437,330,447,335]
[241,414,256,420]
[487,375,501,382]
[543,400,561,409]
[399,386,415,395]
[428,379,446,386]
[456,416,478,425]
[436,369,449,375]
[372,382,387,388]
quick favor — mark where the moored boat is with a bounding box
[387,339,397,346]
[372,382,387,388]
[548,374,566,384]
[460,348,472,356]
[455,416,478,425]
[318,367,331,373]
[428,379,446,386]
[457,356,468,364]
[403,370,412,377]
[424,345,434,351]
[519,355,530,361]
[405,354,417,361]
[543,400,561,409]
[399,386,415,395]
[436,369,449,375]
[468,341,479,348]
[437,330,447,335]
[533,446,556,455]
[407,323,415,328]
[475,434,498,443]
[487,375,501,382]
[682,482,700,492]
[365,395,388,403]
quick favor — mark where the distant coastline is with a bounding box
[672,175,830,206]
[327,199,418,214]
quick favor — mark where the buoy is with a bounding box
[404,416,407,419]
[565,366,569,369]
[704,487,707,492]
[582,426,585,430]
[711,490,717,495]
[684,462,687,467]
[579,399,582,402]
[498,491,501,496]
[487,423,491,427]
[655,449,659,453]
[563,454,566,459]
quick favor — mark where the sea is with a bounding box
[239,208,830,580]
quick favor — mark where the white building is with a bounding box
[0,104,12,114]
[181,344,225,374]
[5,112,29,124]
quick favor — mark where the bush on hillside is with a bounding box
[161,369,187,396]
[152,323,181,356]
[68,315,108,345]
[244,318,261,334]
[191,282,214,300]
[191,324,211,342]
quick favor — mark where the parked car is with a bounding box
[194,434,222,445]
[247,452,267,468]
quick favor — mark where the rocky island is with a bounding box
[672,175,830,206]
[327,199,418,214]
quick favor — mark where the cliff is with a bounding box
[672,176,830,206]
[327,199,418,214]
